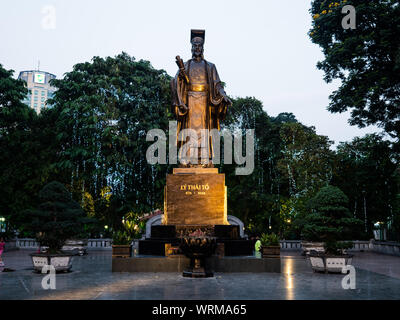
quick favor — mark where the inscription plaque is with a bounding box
[164,172,228,226]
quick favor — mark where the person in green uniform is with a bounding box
[255,236,261,252]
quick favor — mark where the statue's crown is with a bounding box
[191,29,205,44]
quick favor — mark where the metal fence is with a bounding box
[279,240,372,251]
[16,238,113,250]
[86,239,112,250]
[279,240,302,250]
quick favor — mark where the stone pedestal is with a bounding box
[163,168,228,226]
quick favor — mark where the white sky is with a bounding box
[0,0,381,146]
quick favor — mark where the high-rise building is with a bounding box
[18,70,56,114]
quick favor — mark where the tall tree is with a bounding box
[48,53,172,229]
[222,97,272,233]
[277,122,335,238]
[333,133,399,237]
[309,0,400,139]
[0,64,42,231]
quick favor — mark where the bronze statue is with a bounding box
[171,29,232,167]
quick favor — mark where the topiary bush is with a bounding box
[21,181,89,254]
[302,185,363,254]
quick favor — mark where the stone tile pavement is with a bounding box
[1,250,400,300]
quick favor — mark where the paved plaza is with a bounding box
[1,250,400,300]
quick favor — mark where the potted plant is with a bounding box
[19,182,89,272]
[122,212,145,255]
[302,186,363,273]
[260,233,281,257]
[112,231,132,258]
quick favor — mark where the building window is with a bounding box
[34,90,38,95]
[41,91,45,96]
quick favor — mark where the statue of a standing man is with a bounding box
[171,30,232,167]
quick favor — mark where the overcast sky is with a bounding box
[0,0,381,146]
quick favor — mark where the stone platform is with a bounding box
[139,239,253,256]
[112,255,281,273]
[2,251,400,300]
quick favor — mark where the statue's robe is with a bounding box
[170,58,229,165]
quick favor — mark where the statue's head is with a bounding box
[191,37,204,58]
[191,29,205,59]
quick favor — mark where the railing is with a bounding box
[279,240,372,252]
[347,240,372,251]
[16,238,113,250]
[279,240,302,250]
[16,238,39,248]
[371,240,400,256]
[14,238,400,256]
[86,239,112,249]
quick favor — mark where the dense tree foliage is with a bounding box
[47,53,172,234]
[302,185,363,254]
[332,134,399,237]
[1,52,399,241]
[309,0,400,139]
[18,181,88,253]
[0,64,44,232]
